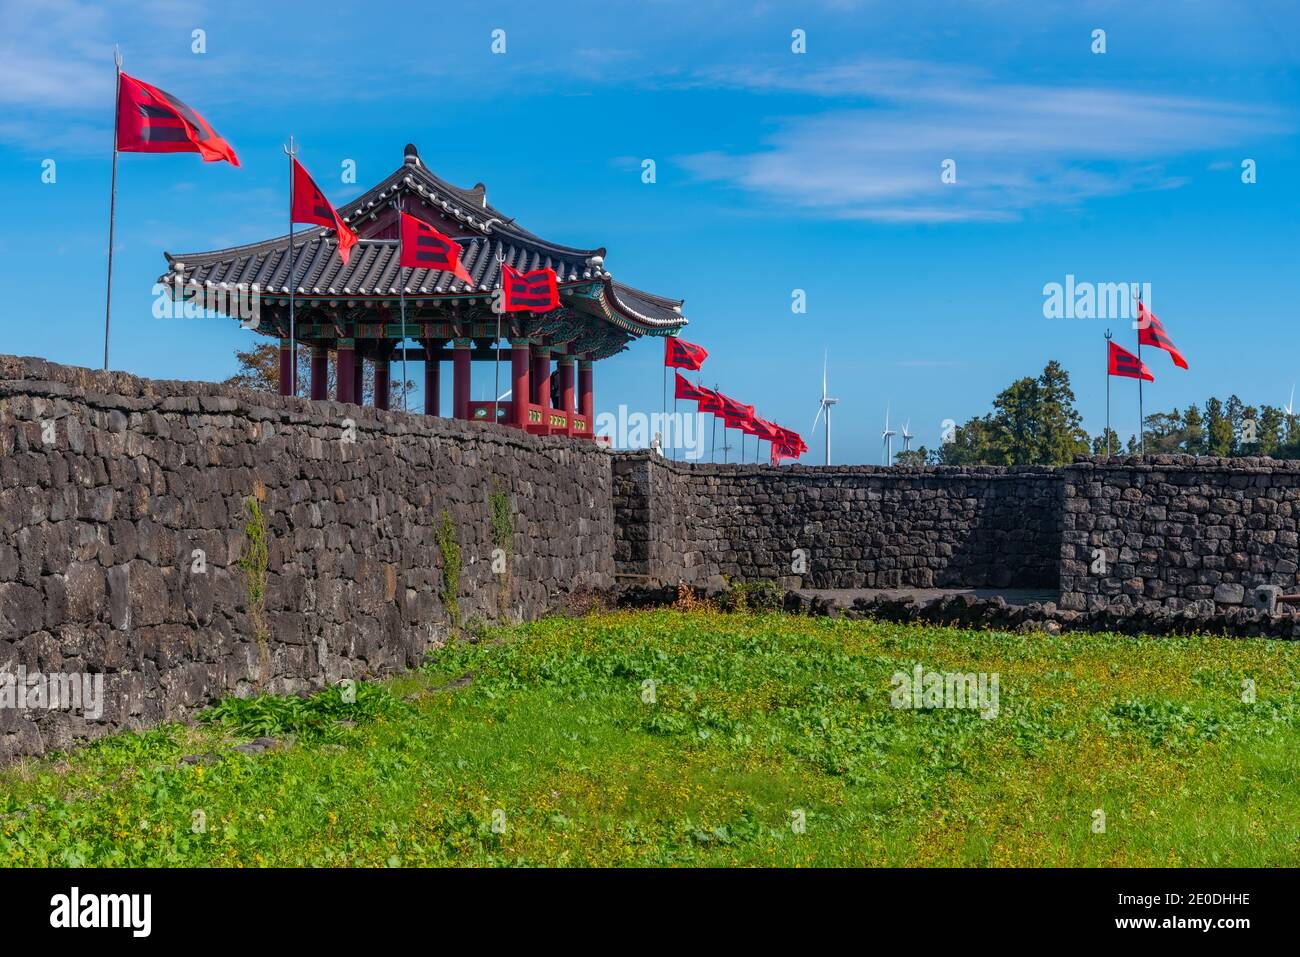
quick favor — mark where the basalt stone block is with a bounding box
[1213,582,1245,605]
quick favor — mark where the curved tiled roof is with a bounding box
[161,144,686,335]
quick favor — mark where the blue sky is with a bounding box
[3,0,1298,463]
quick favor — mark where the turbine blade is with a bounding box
[812,403,825,433]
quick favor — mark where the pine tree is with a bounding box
[1182,404,1205,455]
[1257,406,1283,456]
[1092,428,1121,456]
[1205,398,1233,456]
[939,362,1090,466]
[1035,360,1092,464]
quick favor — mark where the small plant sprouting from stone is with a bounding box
[436,510,461,632]
[238,483,271,685]
[489,482,514,610]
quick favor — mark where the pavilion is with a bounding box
[158,143,688,437]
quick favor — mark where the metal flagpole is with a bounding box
[662,357,667,459]
[283,136,298,396]
[710,383,718,463]
[103,46,122,371]
[493,249,505,427]
[1104,330,1112,458]
[1135,301,1145,455]
[395,195,407,412]
[672,390,678,462]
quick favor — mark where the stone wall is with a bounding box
[611,453,1063,590]
[1060,455,1300,613]
[0,355,614,761]
[8,355,1300,762]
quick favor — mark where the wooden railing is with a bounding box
[466,401,592,438]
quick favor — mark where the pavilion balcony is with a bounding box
[466,400,593,438]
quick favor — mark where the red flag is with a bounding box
[751,418,780,442]
[399,212,472,283]
[770,423,805,463]
[1108,341,1154,382]
[676,369,707,400]
[771,442,799,465]
[696,388,725,415]
[291,158,357,265]
[775,426,807,454]
[1136,302,1188,370]
[501,263,559,313]
[116,72,239,166]
[665,337,708,371]
[719,394,755,427]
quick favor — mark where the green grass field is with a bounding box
[3,609,1299,866]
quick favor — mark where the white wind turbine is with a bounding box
[811,352,838,466]
[1285,386,1297,446]
[900,419,914,453]
[881,402,897,464]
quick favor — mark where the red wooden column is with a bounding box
[310,346,328,401]
[579,358,594,426]
[531,345,551,414]
[510,338,531,430]
[278,338,294,396]
[336,339,356,404]
[353,351,365,407]
[374,351,391,411]
[423,340,440,416]
[558,357,576,436]
[452,338,472,419]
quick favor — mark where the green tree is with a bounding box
[1224,395,1246,454]
[1205,398,1233,456]
[1092,427,1121,457]
[1034,360,1092,464]
[937,416,998,465]
[1258,406,1284,456]
[1143,411,1186,454]
[938,362,1090,466]
[894,447,932,466]
[990,375,1040,465]
[1182,404,1206,455]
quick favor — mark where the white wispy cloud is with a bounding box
[676,58,1290,223]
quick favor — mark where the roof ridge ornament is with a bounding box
[403,143,422,167]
